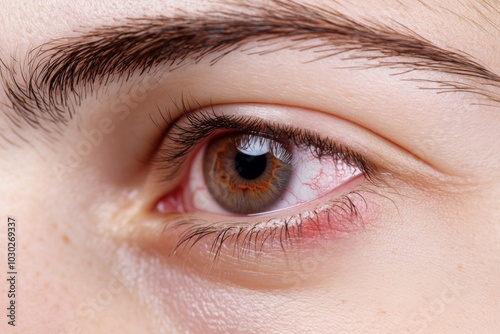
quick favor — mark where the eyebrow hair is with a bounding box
[1,0,499,132]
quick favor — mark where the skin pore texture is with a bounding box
[0,0,499,333]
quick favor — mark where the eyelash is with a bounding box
[152,103,378,259]
[172,192,368,260]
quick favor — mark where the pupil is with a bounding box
[235,151,267,180]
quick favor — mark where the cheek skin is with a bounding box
[0,146,157,333]
[111,183,449,334]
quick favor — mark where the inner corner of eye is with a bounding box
[155,130,363,217]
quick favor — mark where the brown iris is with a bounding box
[203,134,293,215]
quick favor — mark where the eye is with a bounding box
[151,104,376,259]
[173,132,362,215]
[200,133,295,215]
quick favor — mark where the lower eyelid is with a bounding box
[126,182,378,289]
[168,175,367,251]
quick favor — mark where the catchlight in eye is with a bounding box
[203,133,293,215]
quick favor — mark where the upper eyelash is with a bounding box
[152,104,377,181]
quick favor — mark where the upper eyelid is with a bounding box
[3,0,499,135]
[150,104,376,183]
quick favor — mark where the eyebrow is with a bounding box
[1,0,499,132]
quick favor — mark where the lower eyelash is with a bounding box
[167,191,367,260]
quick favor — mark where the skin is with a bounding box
[1,0,499,333]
